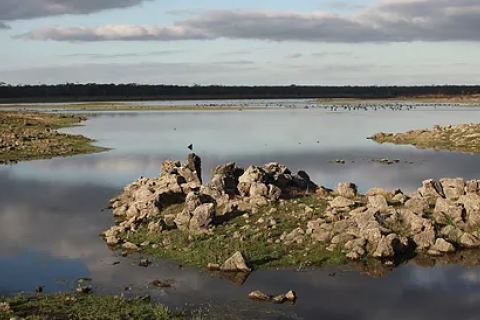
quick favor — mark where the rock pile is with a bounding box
[104,154,317,242]
[103,153,480,267]
[307,177,480,261]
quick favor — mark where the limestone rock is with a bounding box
[413,229,436,250]
[367,194,389,210]
[220,251,251,273]
[434,198,465,225]
[460,233,480,248]
[248,291,271,301]
[404,197,429,215]
[430,238,456,253]
[122,242,139,251]
[417,179,444,198]
[373,234,405,259]
[335,182,358,198]
[440,178,465,201]
[329,196,355,209]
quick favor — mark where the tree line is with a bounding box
[0,83,479,102]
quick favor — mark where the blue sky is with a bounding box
[0,0,479,85]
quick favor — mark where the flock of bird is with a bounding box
[193,102,464,111]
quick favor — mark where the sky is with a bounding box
[0,0,479,85]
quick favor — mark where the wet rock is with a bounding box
[207,263,221,271]
[460,233,480,248]
[430,238,456,253]
[413,229,436,250]
[440,225,463,242]
[335,182,358,198]
[220,251,251,273]
[373,234,405,259]
[248,290,296,303]
[248,291,271,301]
[139,259,151,267]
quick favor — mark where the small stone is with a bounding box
[257,217,265,224]
[207,263,221,271]
[285,290,297,301]
[139,259,151,267]
[122,242,139,251]
[248,291,271,301]
[76,285,93,294]
[272,295,286,303]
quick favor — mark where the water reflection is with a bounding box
[2,108,480,318]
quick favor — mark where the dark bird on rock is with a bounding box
[187,144,193,150]
[36,285,44,295]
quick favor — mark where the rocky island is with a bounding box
[369,123,480,154]
[103,154,480,274]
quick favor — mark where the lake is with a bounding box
[2,102,480,319]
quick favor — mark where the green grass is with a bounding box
[0,111,107,162]
[115,195,348,269]
[0,293,200,320]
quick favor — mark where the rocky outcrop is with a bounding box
[308,179,480,262]
[104,153,480,270]
[369,123,480,154]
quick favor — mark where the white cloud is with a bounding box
[14,0,480,43]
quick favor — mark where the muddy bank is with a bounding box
[369,123,480,154]
[102,154,480,275]
[0,111,105,163]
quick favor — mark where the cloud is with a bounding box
[312,51,352,57]
[286,53,303,59]
[59,50,182,59]
[15,0,480,43]
[15,24,208,42]
[0,0,151,21]
[323,1,367,9]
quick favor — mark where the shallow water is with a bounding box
[2,105,480,319]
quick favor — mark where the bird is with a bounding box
[187,144,193,151]
[35,285,44,295]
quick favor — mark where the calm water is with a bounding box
[2,105,480,319]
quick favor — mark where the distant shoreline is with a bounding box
[1,94,480,104]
